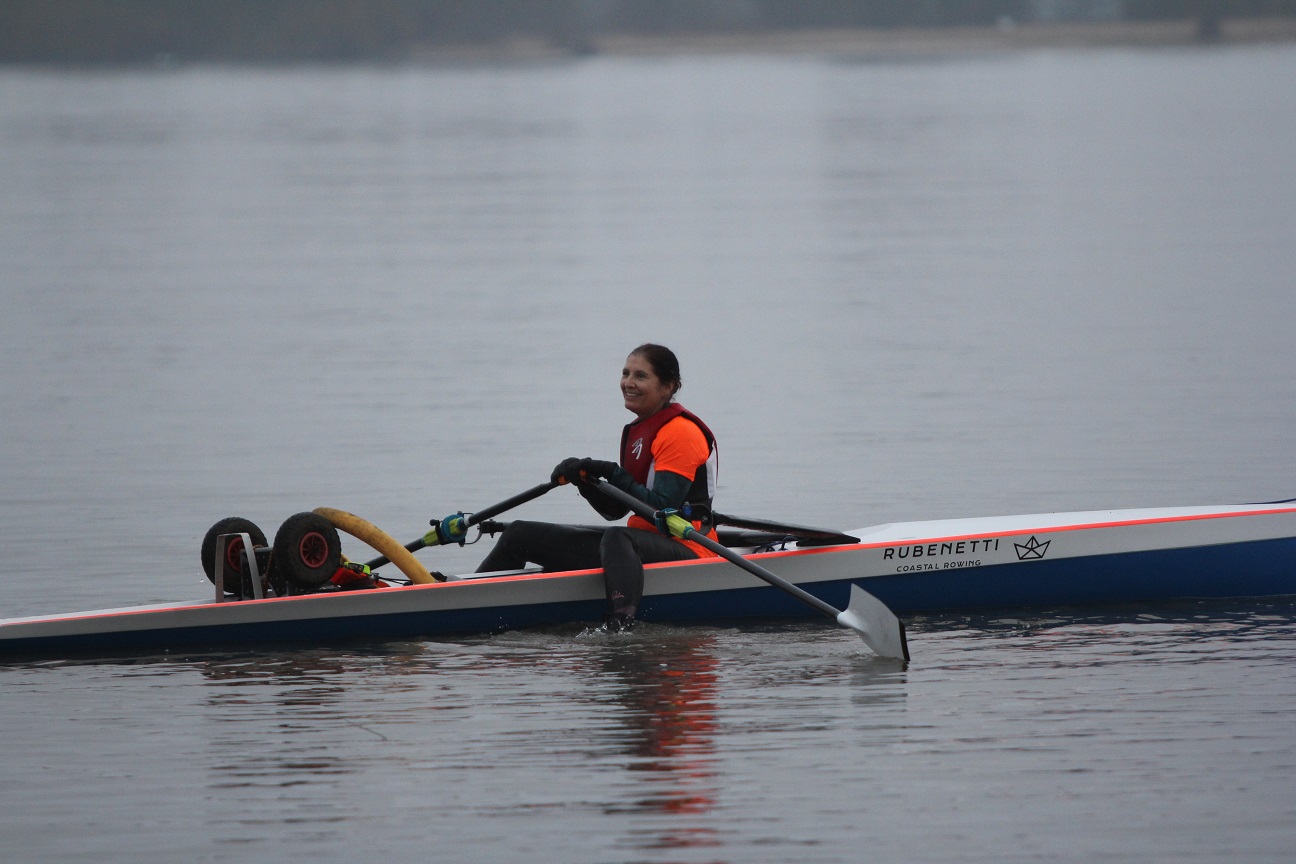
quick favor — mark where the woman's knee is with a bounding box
[599,526,635,556]
[499,520,545,546]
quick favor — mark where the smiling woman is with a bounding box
[471,344,720,630]
[620,345,678,420]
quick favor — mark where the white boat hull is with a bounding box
[2,502,1293,657]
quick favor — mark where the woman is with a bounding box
[475,344,719,630]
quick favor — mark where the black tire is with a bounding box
[201,517,268,594]
[273,511,342,592]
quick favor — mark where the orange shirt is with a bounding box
[626,415,720,558]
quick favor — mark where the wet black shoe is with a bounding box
[602,612,637,633]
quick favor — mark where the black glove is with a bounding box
[551,457,584,485]
[577,458,618,482]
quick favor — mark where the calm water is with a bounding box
[2,45,1295,862]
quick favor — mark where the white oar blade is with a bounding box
[836,584,909,661]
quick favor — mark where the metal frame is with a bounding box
[214,533,264,602]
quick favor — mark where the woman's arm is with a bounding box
[580,461,692,514]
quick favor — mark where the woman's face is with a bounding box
[621,353,675,420]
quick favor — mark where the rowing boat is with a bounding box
[2,501,1294,658]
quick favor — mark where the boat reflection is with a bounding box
[591,633,723,851]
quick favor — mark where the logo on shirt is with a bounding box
[631,437,644,459]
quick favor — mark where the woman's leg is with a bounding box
[599,527,699,623]
[475,520,605,573]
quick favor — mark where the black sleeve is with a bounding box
[579,466,694,521]
[604,465,693,511]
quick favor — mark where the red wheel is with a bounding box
[298,530,331,569]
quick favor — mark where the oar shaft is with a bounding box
[363,539,424,571]
[711,511,859,544]
[588,478,909,660]
[590,480,840,622]
[362,481,560,571]
[690,531,843,621]
[466,480,559,526]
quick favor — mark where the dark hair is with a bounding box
[631,343,682,396]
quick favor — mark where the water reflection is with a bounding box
[591,634,722,850]
[193,645,431,808]
[179,632,729,848]
[200,654,352,802]
[849,660,909,710]
[596,639,720,792]
[911,599,1296,644]
[903,599,1296,678]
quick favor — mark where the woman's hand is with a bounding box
[576,458,618,481]
[550,457,584,485]
[552,457,619,485]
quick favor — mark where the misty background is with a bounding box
[1,0,1290,65]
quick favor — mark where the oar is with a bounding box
[711,511,859,545]
[361,480,559,570]
[588,479,909,660]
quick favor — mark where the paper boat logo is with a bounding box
[1014,536,1050,560]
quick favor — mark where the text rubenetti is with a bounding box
[882,538,1000,559]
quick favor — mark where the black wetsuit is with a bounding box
[476,407,717,621]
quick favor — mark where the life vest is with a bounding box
[620,403,718,522]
